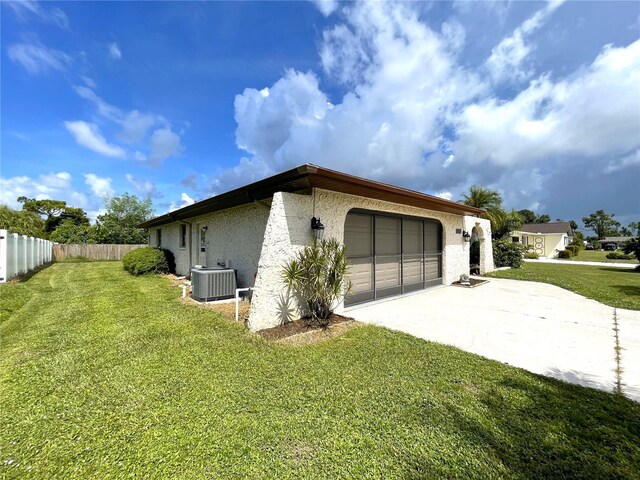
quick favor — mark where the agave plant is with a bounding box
[282,238,352,327]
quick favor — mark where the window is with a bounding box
[156,229,162,247]
[512,236,519,243]
[200,226,207,252]
[180,224,187,248]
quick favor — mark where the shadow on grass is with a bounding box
[612,285,640,297]
[597,266,640,274]
[406,370,640,478]
[3,261,54,284]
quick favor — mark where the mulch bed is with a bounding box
[452,278,489,288]
[259,314,354,341]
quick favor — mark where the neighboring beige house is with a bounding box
[140,164,494,331]
[512,222,574,258]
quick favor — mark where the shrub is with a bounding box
[122,247,170,276]
[282,238,351,327]
[524,250,539,259]
[622,237,640,264]
[606,251,632,260]
[558,250,573,259]
[565,245,579,257]
[493,241,525,268]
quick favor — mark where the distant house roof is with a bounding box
[139,164,484,229]
[598,236,634,243]
[519,222,573,235]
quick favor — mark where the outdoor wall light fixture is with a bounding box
[311,217,325,240]
[462,231,471,242]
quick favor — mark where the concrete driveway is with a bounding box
[347,278,640,402]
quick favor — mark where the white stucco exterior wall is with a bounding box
[464,216,494,273]
[248,188,494,331]
[150,203,271,287]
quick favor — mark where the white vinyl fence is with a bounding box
[0,229,53,283]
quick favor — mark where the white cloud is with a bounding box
[181,192,195,205]
[73,86,121,120]
[125,174,156,197]
[119,111,158,144]
[167,192,196,212]
[108,42,122,60]
[229,2,485,191]
[7,41,71,74]
[71,86,181,163]
[434,191,452,200]
[455,40,640,167]
[311,0,339,16]
[5,1,70,29]
[84,174,114,198]
[604,149,640,174]
[0,172,84,211]
[213,0,639,218]
[81,76,97,88]
[64,121,126,158]
[486,0,566,83]
[148,128,181,163]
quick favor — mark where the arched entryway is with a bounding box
[469,224,485,275]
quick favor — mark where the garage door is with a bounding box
[344,211,443,306]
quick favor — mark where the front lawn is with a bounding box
[559,249,638,264]
[1,262,639,478]
[487,262,640,310]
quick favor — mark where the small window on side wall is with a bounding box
[200,226,207,252]
[156,229,162,247]
[180,224,187,248]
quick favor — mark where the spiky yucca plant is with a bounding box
[282,238,351,327]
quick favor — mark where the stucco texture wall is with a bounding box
[152,203,270,287]
[248,188,494,331]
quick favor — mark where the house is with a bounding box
[512,222,574,258]
[139,164,494,331]
[595,236,634,249]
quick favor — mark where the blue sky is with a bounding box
[1,0,639,228]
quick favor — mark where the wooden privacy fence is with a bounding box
[0,229,53,283]
[53,244,147,261]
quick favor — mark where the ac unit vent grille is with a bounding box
[191,268,237,301]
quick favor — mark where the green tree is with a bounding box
[622,237,640,266]
[49,219,97,244]
[569,220,579,231]
[619,226,632,236]
[460,185,502,210]
[582,210,621,239]
[535,214,551,224]
[485,208,524,240]
[517,209,537,223]
[628,222,640,236]
[570,231,585,247]
[0,205,46,237]
[96,193,154,244]
[461,187,522,240]
[17,196,89,232]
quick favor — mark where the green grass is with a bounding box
[487,262,640,310]
[560,249,638,264]
[1,263,639,479]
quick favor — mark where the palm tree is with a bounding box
[460,185,502,211]
[460,186,522,240]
